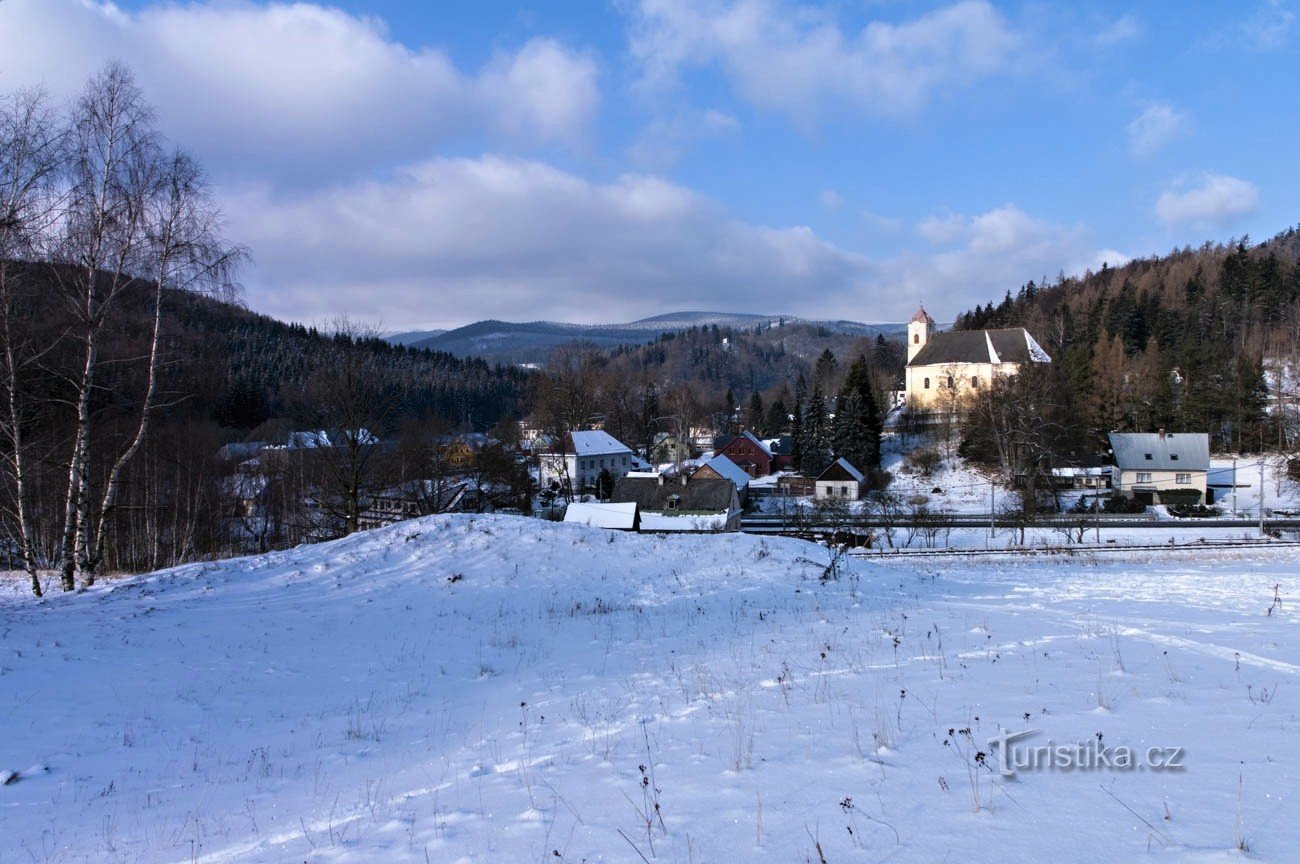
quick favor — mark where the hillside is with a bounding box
[949,226,1300,452]
[401,311,904,365]
[2,515,1297,861]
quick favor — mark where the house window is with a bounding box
[1144,453,1152,460]
[971,376,979,388]
[666,494,680,511]
[1136,472,1152,483]
[1176,473,1191,484]
[1170,454,1179,461]
[923,377,931,389]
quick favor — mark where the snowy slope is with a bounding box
[1,515,1298,862]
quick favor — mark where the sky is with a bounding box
[0,0,1296,329]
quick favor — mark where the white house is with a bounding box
[815,458,866,500]
[537,430,634,493]
[1109,431,1210,506]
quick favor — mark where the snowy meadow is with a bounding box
[1,515,1296,862]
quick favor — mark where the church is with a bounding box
[903,307,1051,411]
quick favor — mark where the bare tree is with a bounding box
[304,319,396,536]
[0,89,64,595]
[39,64,239,589]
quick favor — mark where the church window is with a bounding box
[971,376,979,388]
[923,377,930,389]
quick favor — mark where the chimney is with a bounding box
[680,474,689,486]
[1158,428,1166,439]
[657,473,665,486]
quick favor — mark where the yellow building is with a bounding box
[904,306,1051,411]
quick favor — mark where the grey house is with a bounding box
[611,475,742,532]
[1108,431,1210,506]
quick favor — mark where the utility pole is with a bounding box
[989,480,996,540]
[1231,456,1238,517]
[1259,456,1267,537]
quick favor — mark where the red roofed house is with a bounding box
[713,430,773,477]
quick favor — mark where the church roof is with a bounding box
[909,306,936,325]
[907,328,1051,367]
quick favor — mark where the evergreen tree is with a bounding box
[799,386,831,474]
[747,391,765,434]
[831,355,883,472]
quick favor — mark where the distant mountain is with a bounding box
[394,311,905,364]
[386,328,447,346]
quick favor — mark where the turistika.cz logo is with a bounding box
[987,729,1186,778]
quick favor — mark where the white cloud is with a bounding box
[1127,103,1191,157]
[1095,14,1143,46]
[627,108,740,169]
[1241,0,1296,49]
[818,189,844,211]
[222,156,874,327]
[1155,174,1260,228]
[0,0,599,181]
[889,205,1122,315]
[628,0,1019,120]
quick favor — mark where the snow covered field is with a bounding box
[2,515,1297,862]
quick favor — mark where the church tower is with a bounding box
[907,306,934,364]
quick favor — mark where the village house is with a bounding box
[904,306,1051,411]
[814,458,866,500]
[713,430,773,477]
[692,453,751,503]
[536,430,634,494]
[1109,431,1210,506]
[611,474,742,532]
[357,479,469,532]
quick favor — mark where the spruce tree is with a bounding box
[831,355,883,473]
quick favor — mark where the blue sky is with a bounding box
[1,1,1296,328]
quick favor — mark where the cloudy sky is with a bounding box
[1,0,1295,328]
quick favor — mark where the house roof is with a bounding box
[563,501,639,529]
[547,430,633,456]
[765,436,793,456]
[694,454,751,490]
[611,476,737,513]
[1108,432,1209,472]
[716,430,772,458]
[816,457,865,483]
[907,328,1051,367]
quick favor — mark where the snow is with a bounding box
[562,501,638,529]
[2,515,1299,862]
[559,430,633,456]
[697,453,751,490]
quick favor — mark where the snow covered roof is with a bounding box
[1051,466,1111,478]
[694,454,750,490]
[1108,432,1209,472]
[816,457,865,484]
[562,501,638,529]
[547,430,633,456]
[908,328,1051,367]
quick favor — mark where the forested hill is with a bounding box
[951,226,1300,450]
[166,291,531,433]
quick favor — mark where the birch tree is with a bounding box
[0,90,64,596]
[48,64,237,589]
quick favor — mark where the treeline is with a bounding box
[0,66,530,593]
[954,228,1300,455]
